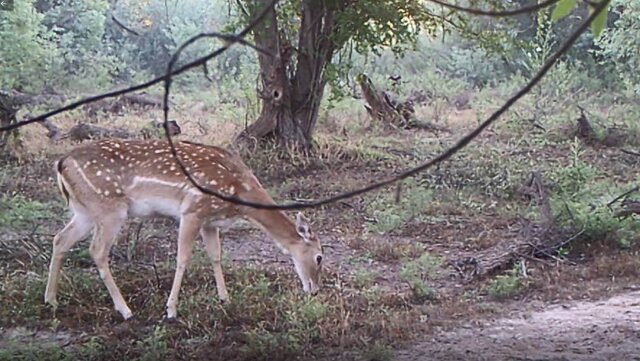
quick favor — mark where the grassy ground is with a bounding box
[1,87,639,360]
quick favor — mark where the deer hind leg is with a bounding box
[165,213,201,320]
[89,209,132,320]
[200,226,229,303]
[45,210,93,306]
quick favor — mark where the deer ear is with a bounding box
[295,212,311,240]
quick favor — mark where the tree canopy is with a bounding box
[1,0,636,150]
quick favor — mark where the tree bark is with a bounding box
[235,0,339,152]
[0,92,21,160]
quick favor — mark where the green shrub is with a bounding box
[135,326,170,361]
[366,178,433,234]
[0,195,60,230]
[485,264,525,299]
[594,0,640,97]
[549,138,640,246]
[399,252,441,302]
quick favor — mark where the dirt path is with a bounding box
[396,291,640,361]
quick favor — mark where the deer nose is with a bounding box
[308,281,319,295]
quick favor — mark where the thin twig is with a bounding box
[427,0,559,17]
[518,252,553,266]
[111,14,140,36]
[621,149,640,157]
[529,241,574,265]
[607,186,640,209]
[203,62,214,82]
[553,228,586,252]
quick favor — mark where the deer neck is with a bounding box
[247,208,303,253]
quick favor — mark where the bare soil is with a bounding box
[395,291,640,361]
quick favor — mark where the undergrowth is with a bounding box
[548,138,640,248]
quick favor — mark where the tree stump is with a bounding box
[358,73,412,129]
[576,106,597,144]
[357,73,448,133]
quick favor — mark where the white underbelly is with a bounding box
[128,196,182,219]
[206,218,237,230]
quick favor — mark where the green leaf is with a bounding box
[589,3,610,39]
[551,0,577,22]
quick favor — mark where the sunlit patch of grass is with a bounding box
[416,146,527,198]
[352,267,379,288]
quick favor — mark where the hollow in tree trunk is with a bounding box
[235,0,338,153]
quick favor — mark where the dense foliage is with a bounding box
[0,1,636,103]
[594,0,640,96]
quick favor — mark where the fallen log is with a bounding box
[5,89,66,108]
[60,120,182,142]
[448,171,576,281]
[140,120,182,139]
[1,89,68,159]
[61,123,137,142]
[615,199,640,218]
[82,92,165,117]
[40,118,62,140]
[121,93,164,108]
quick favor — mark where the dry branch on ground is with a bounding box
[448,172,577,281]
[615,199,640,218]
[83,92,165,117]
[58,120,181,142]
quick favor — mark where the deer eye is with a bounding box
[315,255,323,265]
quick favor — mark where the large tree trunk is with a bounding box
[235,0,338,152]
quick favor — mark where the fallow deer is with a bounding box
[45,139,324,320]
